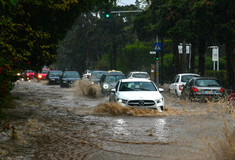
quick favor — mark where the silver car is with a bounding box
[181,77,225,102]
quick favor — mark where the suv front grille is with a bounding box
[128,100,155,106]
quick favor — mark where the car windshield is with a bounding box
[181,75,199,82]
[91,71,108,79]
[195,79,220,87]
[50,71,62,77]
[63,72,80,78]
[27,70,34,73]
[42,70,50,73]
[132,73,149,78]
[119,82,157,91]
[104,75,125,82]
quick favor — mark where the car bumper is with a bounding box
[191,94,224,102]
[49,79,60,84]
[61,81,76,87]
[118,100,164,111]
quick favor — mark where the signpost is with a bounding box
[209,46,219,71]
[153,36,161,86]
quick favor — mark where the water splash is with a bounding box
[74,80,102,98]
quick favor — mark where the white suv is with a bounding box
[169,73,200,97]
[127,71,150,80]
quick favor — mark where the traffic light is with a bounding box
[155,52,160,61]
[104,10,111,19]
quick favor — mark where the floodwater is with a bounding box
[0,79,234,160]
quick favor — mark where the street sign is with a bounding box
[178,43,191,54]
[150,51,156,54]
[153,42,162,51]
[212,47,219,61]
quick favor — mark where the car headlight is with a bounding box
[117,98,128,104]
[17,73,21,76]
[156,98,164,103]
[38,75,42,78]
[103,84,109,89]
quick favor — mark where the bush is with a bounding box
[205,70,228,88]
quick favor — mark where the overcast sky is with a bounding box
[117,0,136,6]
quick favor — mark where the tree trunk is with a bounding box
[225,39,235,90]
[190,40,196,73]
[173,38,179,75]
[182,39,187,73]
[198,38,206,76]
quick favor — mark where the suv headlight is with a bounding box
[38,75,42,78]
[103,84,109,89]
[117,98,127,104]
[156,98,164,103]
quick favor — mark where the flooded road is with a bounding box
[0,80,234,160]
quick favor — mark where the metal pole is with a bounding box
[155,35,159,86]
[213,61,215,71]
[156,60,159,86]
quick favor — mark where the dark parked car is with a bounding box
[181,77,225,102]
[90,71,108,84]
[60,71,81,88]
[47,70,63,85]
[100,73,126,95]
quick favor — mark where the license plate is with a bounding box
[51,79,55,81]
[203,91,213,94]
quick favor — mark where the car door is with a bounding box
[182,78,194,99]
[169,75,180,94]
[110,81,120,102]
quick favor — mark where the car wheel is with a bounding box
[175,90,179,97]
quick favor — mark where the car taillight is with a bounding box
[191,87,198,92]
[179,85,182,91]
[220,88,224,92]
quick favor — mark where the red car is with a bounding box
[24,70,35,80]
[35,68,50,80]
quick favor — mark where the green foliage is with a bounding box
[0,0,110,109]
[205,70,227,88]
[116,40,152,74]
[161,53,174,83]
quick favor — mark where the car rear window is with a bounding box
[195,79,220,87]
[181,75,199,82]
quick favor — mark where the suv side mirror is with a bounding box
[159,88,164,92]
[110,88,116,93]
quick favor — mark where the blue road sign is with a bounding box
[153,42,162,51]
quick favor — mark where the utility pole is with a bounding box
[155,35,159,86]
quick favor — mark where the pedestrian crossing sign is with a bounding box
[153,42,162,51]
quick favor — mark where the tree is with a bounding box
[0,0,110,108]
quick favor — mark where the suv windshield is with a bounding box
[119,82,157,91]
[195,79,220,87]
[132,73,150,78]
[104,75,125,82]
[181,75,199,82]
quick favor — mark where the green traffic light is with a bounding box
[156,57,159,60]
[105,13,110,18]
